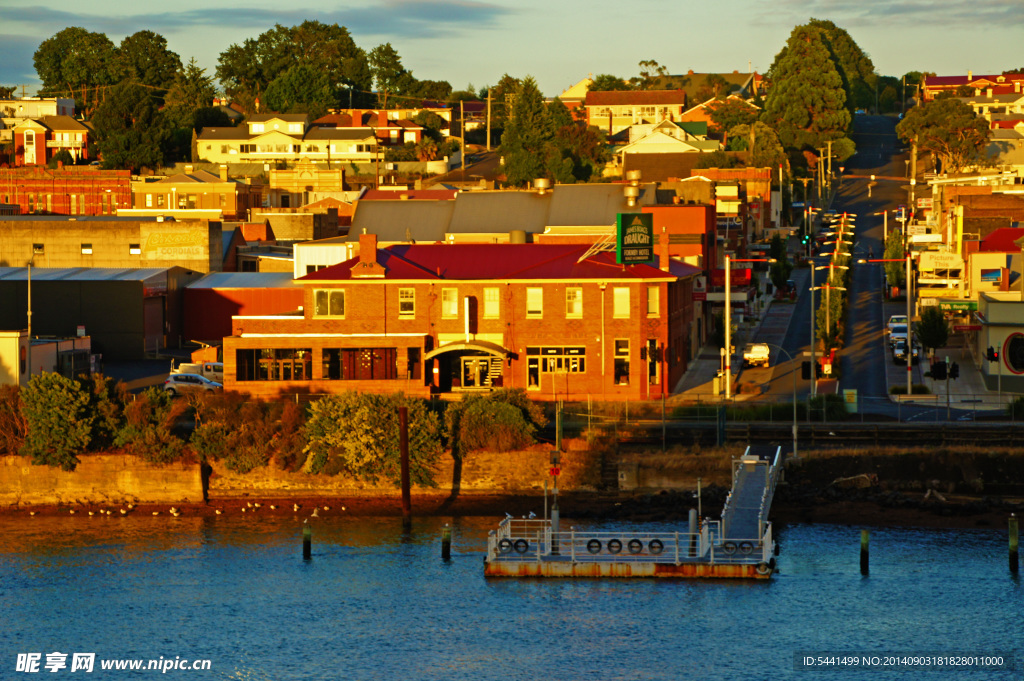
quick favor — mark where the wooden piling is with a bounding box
[399,406,411,527]
[302,523,312,560]
[1010,514,1019,574]
[860,529,869,575]
[442,525,452,562]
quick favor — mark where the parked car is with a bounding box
[164,373,223,395]
[892,340,920,365]
[171,361,223,383]
[887,315,908,335]
[888,323,908,348]
[742,343,771,368]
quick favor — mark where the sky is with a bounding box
[1,0,1022,98]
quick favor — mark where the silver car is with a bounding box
[163,373,223,395]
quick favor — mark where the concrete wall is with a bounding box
[0,455,204,506]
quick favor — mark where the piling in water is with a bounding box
[1010,514,1019,574]
[303,523,312,561]
[860,529,869,575]
[442,525,452,562]
[399,406,411,526]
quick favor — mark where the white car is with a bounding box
[164,373,223,395]
[887,315,908,335]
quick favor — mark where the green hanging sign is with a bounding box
[616,213,654,265]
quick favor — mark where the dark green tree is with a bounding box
[114,388,187,465]
[165,59,217,113]
[115,30,181,92]
[694,149,743,169]
[264,64,338,116]
[486,74,521,129]
[33,27,118,113]
[91,81,169,172]
[47,149,75,168]
[727,122,788,170]
[762,24,851,151]
[19,373,94,471]
[368,43,414,109]
[500,76,553,186]
[896,97,990,174]
[807,19,876,111]
[695,73,731,101]
[916,306,950,353]
[883,227,905,288]
[707,98,759,139]
[590,74,631,91]
[405,79,453,102]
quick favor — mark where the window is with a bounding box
[313,289,345,317]
[32,244,44,255]
[614,340,630,384]
[145,194,153,207]
[565,287,582,318]
[527,346,587,374]
[129,244,141,255]
[236,348,312,381]
[441,288,458,318]
[157,195,165,208]
[399,288,415,317]
[613,287,630,318]
[526,287,543,318]
[81,243,93,255]
[288,123,303,133]
[647,339,660,385]
[647,286,660,316]
[484,288,500,318]
[321,348,398,380]
[251,123,264,133]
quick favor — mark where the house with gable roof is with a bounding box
[197,113,379,166]
[11,116,90,166]
[585,90,690,135]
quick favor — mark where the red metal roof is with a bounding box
[978,227,1024,252]
[299,243,680,282]
[360,189,457,201]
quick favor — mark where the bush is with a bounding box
[1009,396,1024,420]
[0,385,26,455]
[115,388,188,464]
[19,372,94,470]
[444,389,544,459]
[190,393,306,473]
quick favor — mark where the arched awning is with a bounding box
[424,339,511,361]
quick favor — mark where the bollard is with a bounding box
[688,508,698,557]
[303,522,312,560]
[442,525,452,562]
[1010,514,1019,574]
[860,529,869,575]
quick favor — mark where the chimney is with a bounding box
[219,164,228,181]
[353,233,386,278]
[967,70,972,81]
[378,111,388,127]
[184,164,194,174]
[659,227,670,272]
[351,110,362,127]
[1016,82,1021,93]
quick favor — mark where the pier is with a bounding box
[484,445,784,579]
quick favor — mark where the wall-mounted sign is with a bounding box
[616,213,654,265]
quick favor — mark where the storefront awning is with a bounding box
[424,340,511,361]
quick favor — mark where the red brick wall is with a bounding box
[0,168,131,216]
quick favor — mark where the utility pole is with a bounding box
[486,89,492,151]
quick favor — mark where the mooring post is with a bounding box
[442,524,452,562]
[688,508,697,557]
[860,529,869,575]
[399,406,411,528]
[1010,514,1019,574]
[302,522,312,561]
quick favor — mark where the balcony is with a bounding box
[46,140,84,148]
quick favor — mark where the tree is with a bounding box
[165,59,217,113]
[807,19,877,111]
[694,149,743,169]
[916,306,950,353]
[632,59,670,90]
[695,73,730,102]
[115,30,181,92]
[369,43,414,109]
[590,74,631,91]
[19,373,94,471]
[415,138,438,162]
[707,98,759,139]
[91,81,169,172]
[47,149,75,169]
[500,76,553,186]
[486,74,521,129]
[405,79,452,102]
[114,388,188,464]
[727,121,788,170]
[412,110,447,142]
[33,27,118,114]
[896,97,990,174]
[762,24,851,151]
[264,64,338,115]
[0,385,27,456]
[883,228,905,288]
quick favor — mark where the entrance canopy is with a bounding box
[424,339,511,361]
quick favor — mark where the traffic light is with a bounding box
[931,361,947,381]
[949,362,960,380]
[986,346,999,362]
[801,361,811,380]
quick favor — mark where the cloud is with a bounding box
[0,1,514,40]
[0,34,43,84]
[759,0,1024,28]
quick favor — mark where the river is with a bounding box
[1,514,1019,680]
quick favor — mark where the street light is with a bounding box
[859,253,914,397]
[724,255,776,400]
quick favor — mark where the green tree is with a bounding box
[916,306,950,353]
[19,373,94,471]
[47,149,75,169]
[707,98,759,139]
[727,121,788,169]
[500,76,554,186]
[115,30,181,92]
[33,27,118,114]
[762,24,851,151]
[264,64,337,116]
[91,81,169,172]
[695,73,731,102]
[883,227,905,288]
[165,59,217,114]
[114,388,187,465]
[896,97,990,174]
[445,395,537,459]
[807,19,876,111]
[590,74,631,91]
[405,79,452,102]
[694,149,743,169]
[369,43,414,109]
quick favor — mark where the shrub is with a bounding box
[115,388,188,464]
[190,393,306,473]
[0,385,26,455]
[19,372,94,470]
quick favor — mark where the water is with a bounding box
[1,515,1020,680]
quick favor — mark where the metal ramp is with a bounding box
[722,445,784,541]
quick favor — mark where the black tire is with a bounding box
[607,539,623,555]
[648,539,665,555]
[627,539,644,555]
[722,542,737,555]
[586,539,602,554]
[756,562,771,575]
[164,388,177,396]
[498,538,514,554]
[513,539,529,554]
[739,542,754,555]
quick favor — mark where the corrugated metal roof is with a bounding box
[348,200,455,243]
[546,183,657,226]
[301,243,676,282]
[0,267,169,282]
[186,272,302,289]
[448,192,551,234]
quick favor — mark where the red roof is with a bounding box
[992,118,1024,129]
[300,243,681,282]
[978,227,1024,252]
[586,90,687,106]
[360,189,457,201]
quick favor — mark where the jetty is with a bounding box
[484,445,783,579]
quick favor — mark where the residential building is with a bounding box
[197,113,379,166]
[922,72,1024,102]
[585,90,691,135]
[223,235,700,401]
[183,271,304,345]
[0,97,75,120]
[0,166,130,216]
[124,166,262,220]
[11,116,91,166]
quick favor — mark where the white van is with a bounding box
[172,361,223,383]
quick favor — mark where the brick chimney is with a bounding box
[219,164,228,181]
[353,232,386,278]
[352,110,363,127]
[659,227,670,272]
[378,111,388,127]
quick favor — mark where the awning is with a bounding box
[424,339,511,361]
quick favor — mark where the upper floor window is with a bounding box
[313,289,345,318]
[399,288,415,317]
[566,287,582,318]
[441,288,458,318]
[526,288,543,318]
[647,286,660,316]
[81,243,93,255]
[613,287,630,318]
[484,287,500,318]
[251,123,265,133]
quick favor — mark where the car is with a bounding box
[164,373,223,395]
[888,323,908,348]
[742,343,771,368]
[887,315,908,335]
[892,340,920,365]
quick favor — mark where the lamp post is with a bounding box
[860,252,914,396]
[724,255,776,400]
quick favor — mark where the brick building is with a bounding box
[223,235,700,401]
[0,166,130,216]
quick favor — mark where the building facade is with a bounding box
[0,166,130,216]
